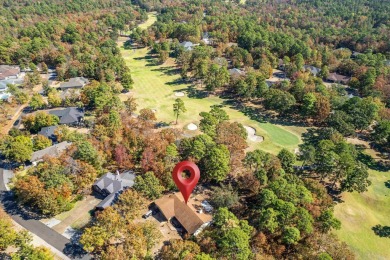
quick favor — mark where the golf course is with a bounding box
[118,13,304,154]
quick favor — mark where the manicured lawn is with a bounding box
[138,12,157,30]
[334,169,390,259]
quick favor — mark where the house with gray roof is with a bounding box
[180,41,198,51]
[228,68,245,78]
[49,107,84,126]
[31,141,72,164]
[38,126,58,142]
[93,171,136,210]
[58,77,89,91]
[304,65,321,77]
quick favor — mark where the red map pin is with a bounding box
[172,161,200,204]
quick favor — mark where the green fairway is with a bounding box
[138,12,157,30]
[334,169,390,259]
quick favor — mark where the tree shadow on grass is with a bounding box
[357,151,390,172]
[186,85,209,99]
[372,225,390,238]
[385,180,390,189]
[166,78,186,86]
[151,66,181,76]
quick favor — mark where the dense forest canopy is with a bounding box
[0,0,389,259]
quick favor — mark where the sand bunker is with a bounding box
[175,92,185,97]
[244,126,264,142]
[187,123,198,131]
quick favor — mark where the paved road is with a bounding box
[0,168,90,259]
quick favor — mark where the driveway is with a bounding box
[0,168,90,259]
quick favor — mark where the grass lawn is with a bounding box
[138,12,157,30]
[334,169,390,259]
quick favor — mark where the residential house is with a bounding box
[38,126,58,142]
[213,57,228,67]
[0,93,12,102]
[0,65,20,80]
[327,72,350,84]
[31,141,72,164]
[49,107,84,126]
[202,32,211,45]
[93,171,136,210]
[58,77,89,91]
[228,68,245,78]
[154,193,212,236]
[304,65,321,77]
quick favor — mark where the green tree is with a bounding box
[210,183,239,209]
[29,93,46,110]
[134,172,164,199]
[47,90,62,107]
[282,227,301,245]
[264,89,296,113]
[205,64,229,91]
[33,135,52,151]
[124,96,138,114]
[303,93,317,116]
[317,209,341,233]
[202,145,230,182]
[121,71,134,91]
[173,98,186,124]
[277,148,296,173]
[74,141,100,168]
[1,135,33,163]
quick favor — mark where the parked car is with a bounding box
[142,210,153,219]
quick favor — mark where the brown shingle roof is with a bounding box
[0,65,20,80]
[155,193,212,235]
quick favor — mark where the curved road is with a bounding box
[0,168,90,259]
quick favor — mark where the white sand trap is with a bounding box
[244,126,264,142]
[175,92,185,97]
[187,123,198,131]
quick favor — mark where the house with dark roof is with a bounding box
[38,126,58,142]
[154,193,212,236]
[49,107,84,126]
[31,141,72,164]
[327,72,351,84]
[58,77,89,91]
[93,171,136,210]
[304,65,321,77]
